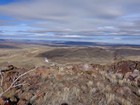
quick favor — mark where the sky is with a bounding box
[0,0,140,45]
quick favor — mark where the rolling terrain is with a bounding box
[0,41,140,105]
[0,41,140,67]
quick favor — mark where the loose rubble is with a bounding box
[0,60,139,105]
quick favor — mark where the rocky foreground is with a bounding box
[0,60,140,105]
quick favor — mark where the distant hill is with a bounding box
[37,46,140,64]
[0,38,140,47]
[37,47,114,64]
[0,39,7,42]
[53,41,140,47]
[0,44,19,49]
[0,39,20,49]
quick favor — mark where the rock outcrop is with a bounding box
[0,60,139,105]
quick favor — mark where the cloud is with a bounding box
[0,0,140,40]
[57,35,85,38]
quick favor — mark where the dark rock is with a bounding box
[61,103,68,105]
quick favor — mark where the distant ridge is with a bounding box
[52,41,140,47]
[0,38,140,47]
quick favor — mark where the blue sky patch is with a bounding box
[0,0,18,5]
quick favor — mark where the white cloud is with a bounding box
[0,0,140,37]
[59,35,84,38]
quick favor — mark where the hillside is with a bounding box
[38,47,140,64]
[0,60,140,105]
[0,43,140,105]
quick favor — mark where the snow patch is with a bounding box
[44,57,49,63]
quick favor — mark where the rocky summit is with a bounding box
[0,60,139,105]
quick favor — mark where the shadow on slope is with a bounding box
[37,47,113,64]
[0,44,20,49]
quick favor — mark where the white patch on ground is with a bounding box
[44,57,49,63]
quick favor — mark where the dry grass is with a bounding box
[0,44,140,105]
[21,63,139,105]
[0,44,140,67]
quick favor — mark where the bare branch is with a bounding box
[13,83,27,88]
[0,70,4,92]
[0,71,3,87]
[0,67,37,97]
